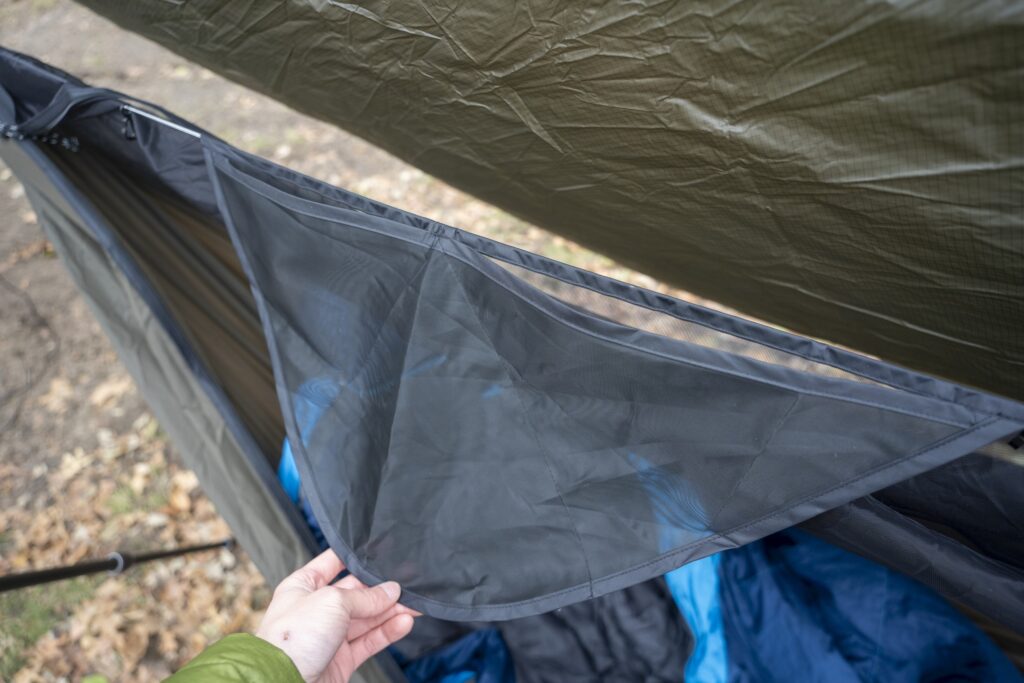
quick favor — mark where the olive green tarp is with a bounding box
[76,0,1024,400]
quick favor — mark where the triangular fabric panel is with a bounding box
[207,143,1023,620]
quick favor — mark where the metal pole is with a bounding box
[0,539,234,593]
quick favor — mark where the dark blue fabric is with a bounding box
[397,629,515,683]
[718,529,1021,683]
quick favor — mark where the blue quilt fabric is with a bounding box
[714,529,1021,683]
[397,629,516,683]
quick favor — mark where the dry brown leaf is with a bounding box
[37,377,73,413]
[88,374,135,408]
[4,414,271,682]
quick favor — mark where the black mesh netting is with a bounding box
[208,143,1024,620]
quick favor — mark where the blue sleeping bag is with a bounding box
[668,529,1021,683]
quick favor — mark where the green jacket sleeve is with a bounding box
[165,633,304,683]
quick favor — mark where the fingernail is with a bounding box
[380,581,401,600]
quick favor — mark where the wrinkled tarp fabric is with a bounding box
[76,0,1024,401]
[2,48,1023,628]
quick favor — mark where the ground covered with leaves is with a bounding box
[0,414,269,681]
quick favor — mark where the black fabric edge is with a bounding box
[322,419,1021,621]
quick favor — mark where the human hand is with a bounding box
[256,549,417,683]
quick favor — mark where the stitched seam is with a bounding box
[209,158,937,396]
[215,157,430,246]
[226,154,430,233]
[212,156,1005,423]
[216,178,973,428]
[212,154,1005,415]
[439,250,596,599]
[445,250,971,427]
[290,234,443,544]
[478,248,892,387]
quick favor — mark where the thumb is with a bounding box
[335,581,402,619]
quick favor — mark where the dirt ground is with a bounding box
[0,2,691,681]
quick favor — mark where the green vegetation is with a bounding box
[0,577,98,677]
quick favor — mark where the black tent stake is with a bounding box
[0,538,234,593]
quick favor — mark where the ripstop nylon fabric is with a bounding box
[75,0,1024,401]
